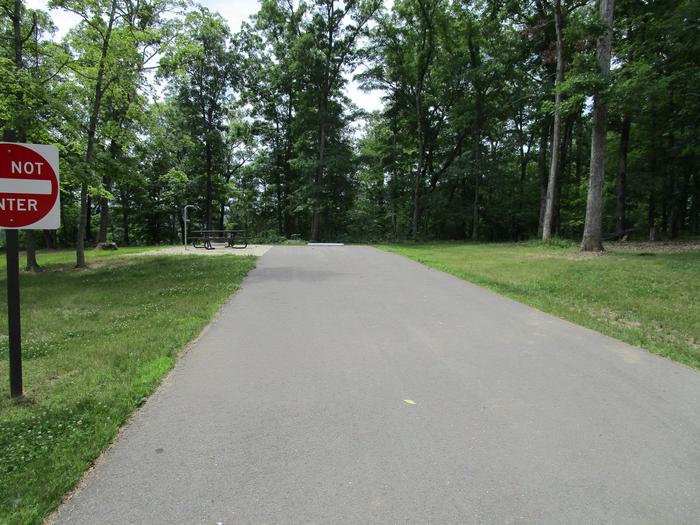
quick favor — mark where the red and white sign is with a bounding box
[0,143,60,229]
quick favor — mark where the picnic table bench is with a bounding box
[190,230,248,250]
[603,228,635,241]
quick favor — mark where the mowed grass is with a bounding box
[0,249,256,525]
[381,242,700,370]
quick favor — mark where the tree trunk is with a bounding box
[615,113,631,232]
[24,231,42,271]
[412,89,425,240]
[553,116,574,236]
[470,121,482,242]
[668,128,681,239]
[574,118,584,183]
[537,118,551,237]
[122,203,130,245]
[311,99,326,242]
[98,195,109,243]
[273,119,285,236]
[311,5,334,243]
[44,230,56,249]
[471,164,479,241]
[691,171,700,235]
[648,191,657,241]
[311,211,321,241]
[542,0,565,240]
[98,143,117,243]
[516,126,534,241]
[648,109,659,240]
[284,89,294,238]
[86,195,93,243]
[677,168,690,235]
[205,140,213,230]
[581,0,615,252]
[467,22,483,241]
[76,0,117,267]
[98,174,113,244]
[9,0,42,271]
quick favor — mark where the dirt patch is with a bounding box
[607,241,700,253]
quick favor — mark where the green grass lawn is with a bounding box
[381,241,700,370]
[0,248,255,525]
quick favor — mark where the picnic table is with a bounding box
[603,228,635,241]
[190,230,248,250]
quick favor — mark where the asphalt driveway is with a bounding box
[52,246,700,524]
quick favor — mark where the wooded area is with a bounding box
[2,0,698,265]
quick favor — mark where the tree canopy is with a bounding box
[1,0,698,260]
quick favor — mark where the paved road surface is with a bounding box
[52,246,700,524]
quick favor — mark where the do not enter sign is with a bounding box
[1,141,61,398]
[0,142,60,229]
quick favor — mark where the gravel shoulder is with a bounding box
[134,244,272,257]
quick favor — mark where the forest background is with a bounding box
[2,0,698,267]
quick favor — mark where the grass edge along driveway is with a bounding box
[380,242,700,371]
[0,250,256,525]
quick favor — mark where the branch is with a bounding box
[42,57,72,82]
[428,127,469,189]
[328,4,381,92]
[20,19,37,47]
[55,4,107,41]
[68,62,99,82]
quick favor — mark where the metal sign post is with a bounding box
[6,229,22,397]
[1,140,60,398]
[183,204,196,249]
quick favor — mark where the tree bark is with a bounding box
[76,0,117,267]
[542,0,565,240]
[581,0,615,252]
[615,113,631,232]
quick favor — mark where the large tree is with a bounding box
[159,6,234,231]
[581,0,615,251]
